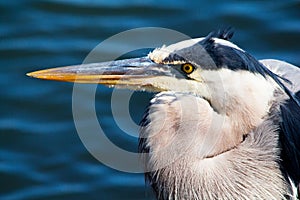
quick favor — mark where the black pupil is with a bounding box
[185,66,190,71]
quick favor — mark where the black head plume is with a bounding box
[207,27,234,41]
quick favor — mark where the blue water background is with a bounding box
[1,0,300,199]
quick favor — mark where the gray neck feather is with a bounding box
[139,91,291,200]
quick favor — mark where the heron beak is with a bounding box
[27,57,182,92]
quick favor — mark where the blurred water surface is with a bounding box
[1,0,300,199]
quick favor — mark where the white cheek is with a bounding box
[189,68,204,82]
[201,69,278,116]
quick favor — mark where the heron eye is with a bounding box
[181,63,194,74]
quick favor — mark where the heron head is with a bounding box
[27,29,280,118]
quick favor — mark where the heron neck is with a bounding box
[145,114,289,199]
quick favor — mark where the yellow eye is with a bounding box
[181,63,194,74]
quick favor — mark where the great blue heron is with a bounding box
[28,29,300,199]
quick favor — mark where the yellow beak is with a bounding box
[27,57,184,92]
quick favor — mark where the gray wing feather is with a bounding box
[261,59,300,193]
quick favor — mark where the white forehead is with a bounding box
[156,37,206,53]
[148,38,205,63]
[149,37,244,64]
